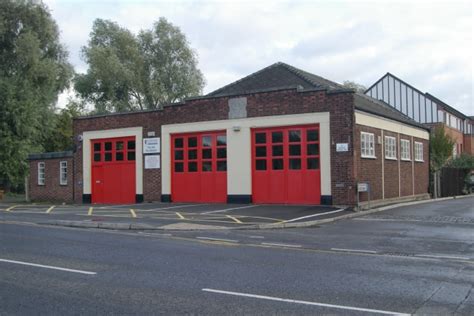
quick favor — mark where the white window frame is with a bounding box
[384,136,397,160]
[400,139,411,161]
[38,162,45,185]
[414,142,423,162]
[361,132,376,158]
[60,161,68,185]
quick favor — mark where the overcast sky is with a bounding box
[44,0,473,115]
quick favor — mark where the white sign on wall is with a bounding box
[336,143,349,152]
[357,182,369,192]
[145,155,160,169]
[143,137,160,154]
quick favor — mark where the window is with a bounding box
[400,139,411,160]
[361,132,375,158]
[60,161,67,185]
[384,136,396,160]
[452,144,458,158]
[414,142,423,162]
[38,162,45,185]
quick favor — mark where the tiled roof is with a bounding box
[354,93,427,130]
[207,62,426,129]
[207,62,342,97]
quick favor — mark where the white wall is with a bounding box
[162,113,331,197]
[82,127,143,195]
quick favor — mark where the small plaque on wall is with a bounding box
[143,137,160,154]
[145,155,160,169]
[336,143,349,152]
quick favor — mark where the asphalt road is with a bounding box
[1,197,473,315]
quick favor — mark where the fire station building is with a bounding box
[28,62,430,207]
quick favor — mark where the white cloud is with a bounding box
[44,0,473,115]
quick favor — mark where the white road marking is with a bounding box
[261,242,302,248]
[331,248,377,254]
[201,205,258,214]
[249,235,265,239]
[415,254,470,261]
[202,288,410,315]
[196,237,239,243]
[0,258,97,275]
[283,208,345,223]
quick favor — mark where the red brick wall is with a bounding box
[354,126,383,201]
[29,158,74,203]
[414,137,430,195]
[355,124,429,202]
[464,135,474,155]
[73,88,357,205]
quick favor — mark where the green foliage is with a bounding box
[342,80,367,93]
[75,17,205,113]
[43,100,87,152]
[446,153,474,169]
[0,0,72,189]
[430,126,455,171]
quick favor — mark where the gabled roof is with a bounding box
[207,62,425,129]
[366,72,469,120]
[207,62,343,97]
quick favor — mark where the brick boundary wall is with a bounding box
[28,157,74,203]
[73,88,357,205]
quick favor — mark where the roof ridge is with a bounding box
[278,62,343,89]
[207,62,283,96]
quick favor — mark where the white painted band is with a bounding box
[355,111,429,140]
[202,288,409,315]
[0,258,97,275]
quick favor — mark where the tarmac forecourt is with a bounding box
[3,196,471,231]
[0,202,349,230]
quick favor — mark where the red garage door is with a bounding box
[171,131,227,203]
[252,125,321,204]
[91,137,136,204]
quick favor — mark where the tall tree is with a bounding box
[430,126,455,198]
[75,17,205,113]
[138,18,205,108]
[43,100,87,153]
[0,0,73,190]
